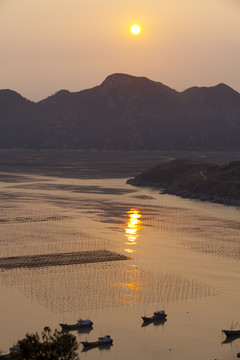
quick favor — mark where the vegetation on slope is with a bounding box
[127,159,240,205]
[10,327,79,360]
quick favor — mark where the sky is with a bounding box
[1,0,240,101]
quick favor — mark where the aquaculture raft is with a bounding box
[0,250,131,269]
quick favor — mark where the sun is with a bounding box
[130,24,141,35]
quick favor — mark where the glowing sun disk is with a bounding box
[131,24,141,35]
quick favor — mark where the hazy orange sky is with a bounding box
[1,0,240,101]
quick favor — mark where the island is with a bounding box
[127,159,240,207]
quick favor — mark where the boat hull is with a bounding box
[142,314,167,323]
[222,329,240,337]
[81,339,113,348]
[60,321,93,330]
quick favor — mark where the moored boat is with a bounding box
[81,335,113,348]
[59,318,93,330]
[142,310,167,323]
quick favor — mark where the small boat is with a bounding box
[59,318,93,330]
[142,310,167,323]
[81,335,113,348]
[222,329,240,337]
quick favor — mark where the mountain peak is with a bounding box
[214,82,239,95]
[0,89,32,107]
[0,89,28,99]
[54,89,71,96]
[98,73,176,99]
[100,73,151,89]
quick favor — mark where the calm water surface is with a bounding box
[0,151,240,360]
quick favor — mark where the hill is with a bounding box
[127,159,240,206]
[1,73,240,150]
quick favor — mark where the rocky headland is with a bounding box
[127,159,240,207]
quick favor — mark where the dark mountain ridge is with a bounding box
[1,73,240,150]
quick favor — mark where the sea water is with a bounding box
[0,150,239,360]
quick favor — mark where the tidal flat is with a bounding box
[0,150,240,360]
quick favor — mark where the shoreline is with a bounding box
[127,178,240,208]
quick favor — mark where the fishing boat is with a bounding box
[142,310,167,323]
[59,318,93,330]
[81,335,113,348]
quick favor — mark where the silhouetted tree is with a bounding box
[11,326,79,360]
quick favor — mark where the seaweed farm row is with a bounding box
[0,250,130,269]
[0,262,218,313]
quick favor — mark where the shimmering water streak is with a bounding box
[125,209,142,253]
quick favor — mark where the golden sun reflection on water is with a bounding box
[114,268,144,304]
[124,209,142,254]
[115,281,142,290]
[121,211,143,302]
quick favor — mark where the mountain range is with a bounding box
[1,73,240,150]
